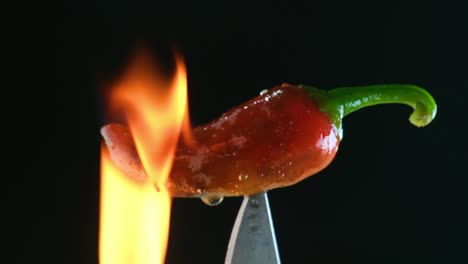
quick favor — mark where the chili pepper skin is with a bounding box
[169,84,340,197]
[101,83,437,199]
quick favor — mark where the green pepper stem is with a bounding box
[302,84,437,138]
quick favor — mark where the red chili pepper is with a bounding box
[101,83,436,204]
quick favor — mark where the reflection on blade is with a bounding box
[224,192,281,264]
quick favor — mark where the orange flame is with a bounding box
[100,50,189,264]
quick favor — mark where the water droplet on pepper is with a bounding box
[201,196,224,206]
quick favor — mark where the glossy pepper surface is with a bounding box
[101,83,437,199]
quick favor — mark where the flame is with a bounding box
[100,50,189,264]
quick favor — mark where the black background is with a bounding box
[6,1,467,263]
